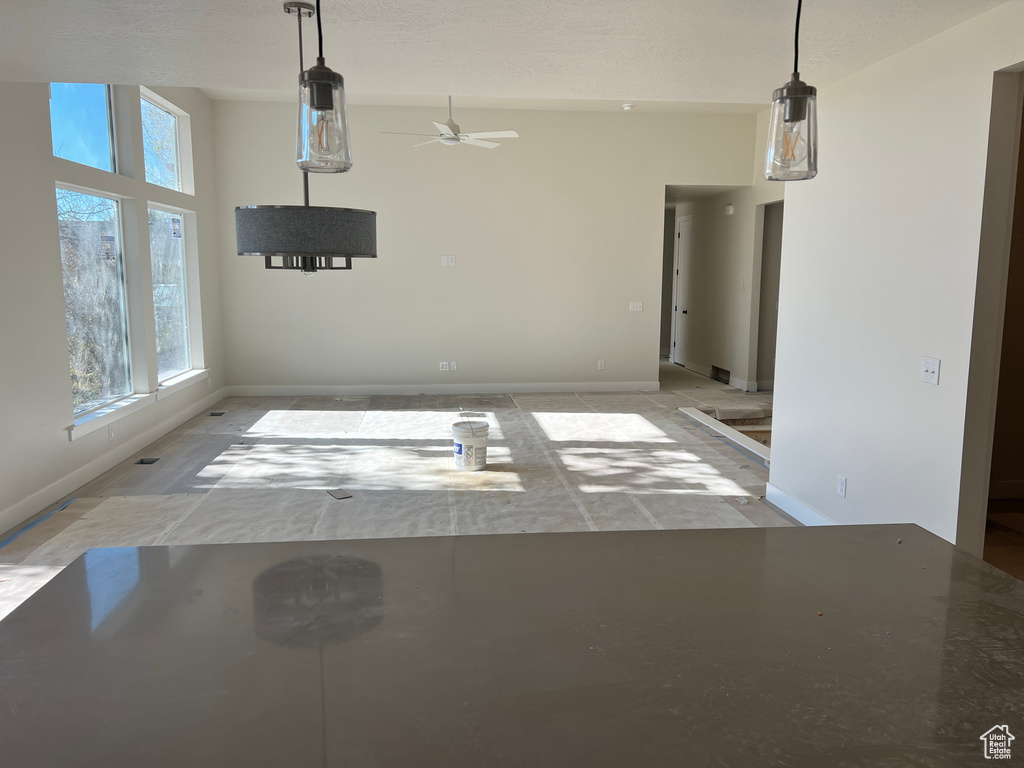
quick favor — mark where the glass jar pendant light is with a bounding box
[234,1,376,274]
[765,0,817,181]
[297,0,352,172]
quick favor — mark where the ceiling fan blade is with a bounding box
[414,138,443,147]
[461,138,501,149]
[433,121,457,138]
[380,131,440,137]
[461,130,519,139]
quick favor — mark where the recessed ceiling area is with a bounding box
[0,0,1006,106]
[665,185,744,204]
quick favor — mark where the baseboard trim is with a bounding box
[222,381,661,397]
[757,380,774,392]
[0,387,228,538]
[684,361,712,378]
[765,483,835,527]
[730,376,756,393]
[989,480,1024,499]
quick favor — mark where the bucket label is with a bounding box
[454,442,463,456]
[464,446,474,463]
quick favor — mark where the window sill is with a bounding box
[155,368,209,401]
[68,393,157,442]
[66,370,208,442]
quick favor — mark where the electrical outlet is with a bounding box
[922,356,940,385]
[439,362,450,372]
[597,360,605,370]
[629,302,643,312]
[107,425,115,442]
[837,475,847,498]
[450,361,457,371]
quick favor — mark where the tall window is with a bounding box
[148,207,190,381]
[141,94,180,191]
[50,84,202,428]
[49,83,115,172]
[56,187,131,414]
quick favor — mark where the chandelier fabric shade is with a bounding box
[235,206,376,258]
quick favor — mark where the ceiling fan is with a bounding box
[381,97,519,149]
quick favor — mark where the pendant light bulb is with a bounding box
[296,1,352,173]
[765,74,817,181]
[765,0,817,181]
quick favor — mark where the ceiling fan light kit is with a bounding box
[234,0,376,274]
[765,0,817,181]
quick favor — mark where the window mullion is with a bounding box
[119,196,158,395]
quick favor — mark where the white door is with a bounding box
[670,215,693,365]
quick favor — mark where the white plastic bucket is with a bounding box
[452,420,489,471]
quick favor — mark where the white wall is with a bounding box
[0,83,225,534]
[767,2,1024,551]
[213,103,756,393]
[686,187,759,387]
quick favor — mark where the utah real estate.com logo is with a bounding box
[980,725,1015,760]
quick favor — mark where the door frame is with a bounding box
[670,214,693,365]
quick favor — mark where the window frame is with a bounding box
[49,84,205,439]
[147,203,197,384]
[140,86,195,195]
[55,182,135,417]
[49,82,119,174]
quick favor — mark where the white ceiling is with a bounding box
[0,0,1007,107]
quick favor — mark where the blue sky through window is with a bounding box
[50,82,114,172]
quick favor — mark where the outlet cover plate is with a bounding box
[922,357,940,385]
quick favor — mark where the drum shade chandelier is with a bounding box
[764,0,817,181]
[234,0,376,274]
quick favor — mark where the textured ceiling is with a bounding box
[0,0,1008,106]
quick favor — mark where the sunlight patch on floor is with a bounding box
[531,412,674,443]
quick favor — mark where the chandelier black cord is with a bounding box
[316,0,325,60]
[794,0,802,74]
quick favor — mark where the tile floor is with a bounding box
[0,361,787,620]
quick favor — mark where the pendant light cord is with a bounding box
[793,0,802,75]
[316,0,324,60]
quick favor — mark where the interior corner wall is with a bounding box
[213,103,756,393]
[767,1,1024,551]
[0,82,225,535]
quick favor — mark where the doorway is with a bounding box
[983,75,1024,581]
[670,214,693,366]
[755,202,784,390]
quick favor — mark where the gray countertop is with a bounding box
[1,524,1022,766]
